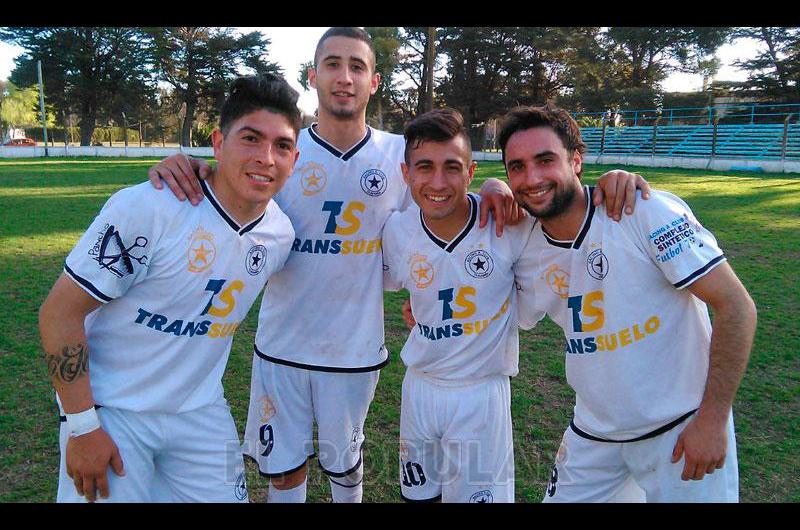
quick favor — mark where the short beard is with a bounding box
[518,183,578,220]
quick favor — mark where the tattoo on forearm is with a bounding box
[46,344,89,384]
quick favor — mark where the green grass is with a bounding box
[1,158,798,502]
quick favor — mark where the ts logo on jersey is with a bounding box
[322,201,364,235]
[202,279,244,317]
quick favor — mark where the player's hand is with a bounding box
[65,428,125,502]
[402,299,416,330]
[670,413,727,481]
[478,178,526,237]
[592,170,651,221]
[147,154,212,205]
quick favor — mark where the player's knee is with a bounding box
[271,465,307,490]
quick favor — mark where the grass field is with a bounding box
[0,157,798,503]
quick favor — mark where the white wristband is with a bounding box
[65,407,101,437]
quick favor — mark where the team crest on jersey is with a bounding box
[299,162,327,196]
[470,490,494,503]
[350,426,362,452]
[258,395,276,424]
[465,250,494,279]
[543,264,570,299]
[88,223,148,278]
[187,226,216,273]
[546,465,558,497]
[246,245,268,276]
[360,168,387,197]
[234,471,248,501]
[586,248,609,280]
[409,253,434,289]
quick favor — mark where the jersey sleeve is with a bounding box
[513,224,545,330]
[632,190,726,289]
[381,211,406,292]
[64,187,157,303]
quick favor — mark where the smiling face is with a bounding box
[308,36,379,122]
[504,126,583,220]
[211,109,299,219]
[402,135,476,225]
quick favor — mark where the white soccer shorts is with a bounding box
[399,369,515,503]
[543,410,739,503]
[57,400,248,503]
[243,354,380,479]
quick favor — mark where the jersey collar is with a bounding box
[308,124,372,161]
[200,179,266,236]
[541,185,595,250]
[420,193,478,253]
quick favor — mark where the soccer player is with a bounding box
[38,74,301,503]
[147,28,648,503]
[382,108,536,503]
[502,104,756,502]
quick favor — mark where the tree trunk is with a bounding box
[181,99,195,147]
[423,27,436,113]
[79,103,97,146]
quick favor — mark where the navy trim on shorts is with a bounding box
[244,453,317,478]
[59,404,103,422]
[318,451,363,478]
[401,492,442,503]
[254,344,389,373]
[329,477,364,489]
[674,255,726,289]
[569,409,698,443]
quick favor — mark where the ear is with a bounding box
[466,161,477,187]
[211,129,224,162]
[308,66,318,90]
[572,149,583,178]
[401,162,411,187]
[290,148,300,172]
[370,72,381,96]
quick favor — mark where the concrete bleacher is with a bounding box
[581,123,800,161]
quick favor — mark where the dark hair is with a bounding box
[497,104,586,174]
[314,27,376,70]
[403,108,472,164]
[219,74,302,137]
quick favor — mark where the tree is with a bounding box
[0,82,39,130]
[147,27,281,146]
[365,27,402,129]
[0,27,156,146]
[601,27,731,109]
[732,27,800,103]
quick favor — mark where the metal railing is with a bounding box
[573,103,800,127]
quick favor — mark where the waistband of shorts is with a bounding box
[570,409,698,443]
[407,367,510,388]
[254,344,389,373]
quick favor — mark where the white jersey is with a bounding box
[516,186,726,439]
[63,180,294,414]
[383,194,535,382]
[255,125,409,371]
